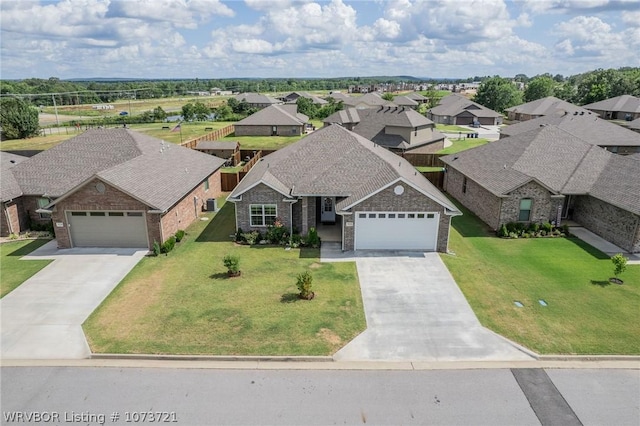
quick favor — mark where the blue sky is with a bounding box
[1,0,639,80]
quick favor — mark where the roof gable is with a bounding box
[235,104,308,126]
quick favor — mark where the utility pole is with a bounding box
[51,94,60,126]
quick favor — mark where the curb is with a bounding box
[91,354,334,362]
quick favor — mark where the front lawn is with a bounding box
[84,198,365,356]
[441,202,640,355]
[1,239,53,298]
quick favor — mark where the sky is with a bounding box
[1,0,639,80]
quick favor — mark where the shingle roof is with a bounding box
[235,104,309,126]
[229,124,458,213]
[429,94,501,118]
[195,141,239,150]
[343,92,395,107]
[283,92,328,105]
[11,129,225,211]
[629,118,640,131]
[441,125,640,215]
[323,106,443,150]
[0,152,28,202]
[500,113,640,147]
[405,92,427,102]
[505,96,591,117]
[583,95,640,114]
[233,92,281,105]
[393,96,419,107]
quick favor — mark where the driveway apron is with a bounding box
[1,240,147,359]
[329,249,534,361]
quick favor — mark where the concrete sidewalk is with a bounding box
[569,226,640,264]
[1,240,147,359]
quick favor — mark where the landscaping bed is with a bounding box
[84,199,365,356]
[441,201,640,355]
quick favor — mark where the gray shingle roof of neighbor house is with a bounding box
[343,92,395,108]
[235,104,308,126]
[441,125,640,215]
[629,118,640,131]
[0,152,28,202]
[228,124,459,214]
[405,92,428,102]
[283,92,328,105]
[392,96,419,107]
[583,95,640,114]
[11,129,225,212]
[233,92,281,105]
[500,112,640,147]
[195,140,240,150]
[323,106,445,150]
[504,96,591,117]
[429,94,501,118]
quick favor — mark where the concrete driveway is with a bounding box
[1,240,147,359]
[323,246,534,362]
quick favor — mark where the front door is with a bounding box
[320,197,336,223]
[562,195,572,219]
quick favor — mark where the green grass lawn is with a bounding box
[438,138,489,155]
[223,134,304,151]
[415,166,445,172]
[84,198,365,356]
[1,239,53,298]
[435,124,474,133]
[441,201,640,355]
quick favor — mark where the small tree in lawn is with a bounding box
[223,254,241,277]
[611,253,627,284]
[296,271,314,300]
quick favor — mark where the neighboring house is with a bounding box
[500,112,640,155]
[583,95,640,121]
[505,96,592,121]
[405,92,428,104]
[6,129,225,249]
[392,96,419,109]
[195,141,241,165]
[427,94,503,126]
[323,106,446,154]
[281,92,328,105]
[227,124,461,252]
[233,92,281,109]
[628,117,640,133]
[326,92,353,103]
[234,104,309,136]
[342,92,395,109]
[441,125,640,253]
[0,152,28,236]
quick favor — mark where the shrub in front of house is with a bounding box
[175,229,185,242]
[152,241,161,256]
[265,218,289,245]
[160,236,176,254]
[497,222,569,239]
[241,230,261,245]
[223,254,241,277]
[305,227,320,248]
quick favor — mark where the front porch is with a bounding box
[316,215,342,243]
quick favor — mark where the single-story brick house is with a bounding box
[5,129,225,249]
[323,106,446,154]
[234,104,309,137]
[583,95,640,121]
[428,94,503,126]
[500,111,640,155]
[0,152,29,237]
[233,92,281,109]
[441,125,640,253]
[280,92,328,105]
[227,124,461,252]
[504,96,592,122]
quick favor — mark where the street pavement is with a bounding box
[1,366,638,425]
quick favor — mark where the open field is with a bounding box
[441,200,640,355]
[84,198,365,356]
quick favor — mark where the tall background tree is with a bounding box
[524,76,556,102]
[0,97,40,139]
[473,77,523,112]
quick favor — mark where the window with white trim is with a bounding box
[37,197,51,219]
[250,204,277,227]
[204,178,210,192]
[519,199,532,222]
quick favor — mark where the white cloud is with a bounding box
[622,11,640,27]
[520,0,638,14]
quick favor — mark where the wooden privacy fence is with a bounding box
[220,150,265,191]
[180,125,235,149]
[400,152,445,168]
[420,171,445,189]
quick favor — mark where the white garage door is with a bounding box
[67,211,148,248]
[355,211,439,251]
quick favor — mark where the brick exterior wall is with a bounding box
[234,125,304,137]
[1,200,26,236]
[573,195,640,253]
[233,183,294,233]
[444,167,502,229]
[343,183,452,252]
[499,181,564,225]
[159,169,222,242]
[22,196,53,228]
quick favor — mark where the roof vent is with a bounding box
[580,111,584,115]
[574,111,578,115]
[9,160,15,164]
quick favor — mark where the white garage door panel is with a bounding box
[67,211,148,248]
[355,212,439,250]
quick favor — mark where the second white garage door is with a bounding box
[67,211,148,248]
[355,211,439,251]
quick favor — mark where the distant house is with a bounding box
[0,152,29,237]
[233,93,281,109]
[505,96,592,122]
[441,125,640,253]
[228,124,460,252]
[392,96,419,109]
[195,141,241,165]
[342,92,395,109]
[404,92,428,104]
[326,92,353,103]
[500,112,640,155]
[324,106,445,154]
[2,129,225,248]
[281,92,328,105]
[583,95,640,121]
[234,104,309,136]
[628,118,640,133]
[427,94,502,126]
